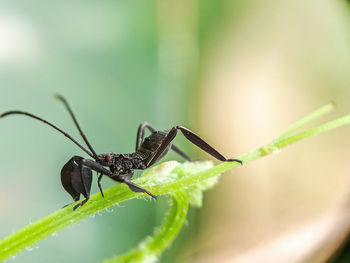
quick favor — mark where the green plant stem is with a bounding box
[0,187,139,262]
[276,101,336,140]
[1,105,350,262]
[103,190,189,263]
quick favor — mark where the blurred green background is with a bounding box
[1,0,350,262]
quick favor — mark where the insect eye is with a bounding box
[105,154,112,162]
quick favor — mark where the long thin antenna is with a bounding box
[54,94,98,159]
[0,111,96,159]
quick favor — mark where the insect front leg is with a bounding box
[97,173,104,197]
[61,156,112,210]
[109,173,157,199]
[124,180,157,199]
[61,157,93,210]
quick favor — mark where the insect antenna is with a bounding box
[0,111,96,159]
[55,94,98,159]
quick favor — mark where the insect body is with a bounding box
[0,95,242,210]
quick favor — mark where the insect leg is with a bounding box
[123,176,157,199]
[71,156,113,175]
[124,180,157,199]
[136,122,192,161]
[170,145,192,161]
[61,157,93,210]
[107,172,157,199]
[73,165,93,210]
[175,126,242,164]
[136,122,152,151]
[73,198,89,210]
[97,173,104,197]
[68,156,113,208]
[146,127,179,167]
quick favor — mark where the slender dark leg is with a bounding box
[176,126,242,164]
[124,181,157,199]
[122,174,157,199]
[72,164,92,210]
[147,126,242,167]
[171,145,192,161]
[136,122,152,151]
[136,122,192,161]
[97,173,104,197]
[146,127,178,167]
[55,94,99,159]
[71,156,111,201]
[72,156,112,175]
[73,198,89,210]
[79,165,92,198]
[108,173,157,199]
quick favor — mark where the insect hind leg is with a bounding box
[176,126,242,164]
[136,122,192,161]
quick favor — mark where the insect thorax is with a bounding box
[107,153,147,174]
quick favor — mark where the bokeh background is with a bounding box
[1,0,350,262]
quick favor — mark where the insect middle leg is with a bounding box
[136,122,192,161]
[97,173,104,197]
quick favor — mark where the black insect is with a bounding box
[0,95,242,210]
